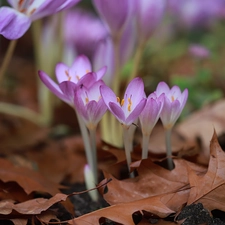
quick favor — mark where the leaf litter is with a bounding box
[0,104,225,224]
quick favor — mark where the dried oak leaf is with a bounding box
[0,193,67,215]
[187,130,225,211]
[69,195,174,225]
[101,158,206,212]
[0,158,61,196]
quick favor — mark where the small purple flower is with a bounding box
[100,77,147,128]
[0,0,81,39]
[188,44,210,59]
[135,0,166,44]
[64,8,108,61]
[74,80,107,130]
[38,55,106,105]
[155,82,188,129]
[139,93,164,136]
[92,0,132,37]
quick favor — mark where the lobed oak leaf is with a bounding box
[102,158,205,212]
[69,195,175,225]
[0,158,61,196]
[187,130,225,211]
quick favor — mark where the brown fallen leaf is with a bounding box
[69,195,175,225]
[0,157,61,196]
[0,193,67,215]
[101,158,205,213]
[187,130,225,212]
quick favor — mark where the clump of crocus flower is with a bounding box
[155,82,188,169]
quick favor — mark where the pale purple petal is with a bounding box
[95,66,107,80]
[38,70,70,104]
[100,84,119,107]
[109,102,125,123]
[55,63,71,83]
[125,98,146,125]
[70,55,92,80]
[59,81,77,101]
[155,81,170,96]
[0,7,31,39]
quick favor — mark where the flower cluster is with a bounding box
[39,54,188,173]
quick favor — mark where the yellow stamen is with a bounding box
[128,104,132,112]
[171,96,175,102]
[85,97,89,104]
[121,99,125,106]
[76,75,80,81]
[18,0,24,7]
[117,97,120,103]
[86,69,90,73]
[128,97,132,104]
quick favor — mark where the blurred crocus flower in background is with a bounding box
[168,0,223,29]
[188,44,210,60]
[38,55,106,105]
[63,8,108,62]
[0,0,81,39]
[135,0,166,45]
[92,0,132,39]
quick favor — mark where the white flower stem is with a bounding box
[0,39,17,83]
[75,112,97,184]
[165,128,174,170]
[89,127,97,183]
[123,126,132,172]
[142,134,150,159]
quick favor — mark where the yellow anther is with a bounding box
[128,97,132,104]
[171,96,175,102]
[30,8,36,15]
[121,99,125,106]
[65,70,69,76]
[86,69,90,73]
[76,75,80,81]
[128,104,132,112]
[117,97,120,103]
[85,97,89,104]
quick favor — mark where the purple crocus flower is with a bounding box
[168,0,222,29]
[0,0,81,39]
[135,0,166,44]
[63,8,108,61]
[38,55,107,105]
[100,77,147,128]
[155,82,188,130]
[74,80,107,130]
[188,44,210,59]
[139,92,164,136]
[92,0,132,38]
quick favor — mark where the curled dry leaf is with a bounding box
[69,195,175,225]
[187,130,225,212]
[0,158,61,195]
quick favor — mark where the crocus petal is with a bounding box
[123,77,145,108]
[125,98,146,125]
[100,84,119,107]
[55,63,71,83]
[70,55,92,79]
[31,0,81,21]
[109,102,126,124]
[155,81,170,95]
[59,81,77,101]
[95,66,107,81]
[38,70,70,104]
[0,7,31,39]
